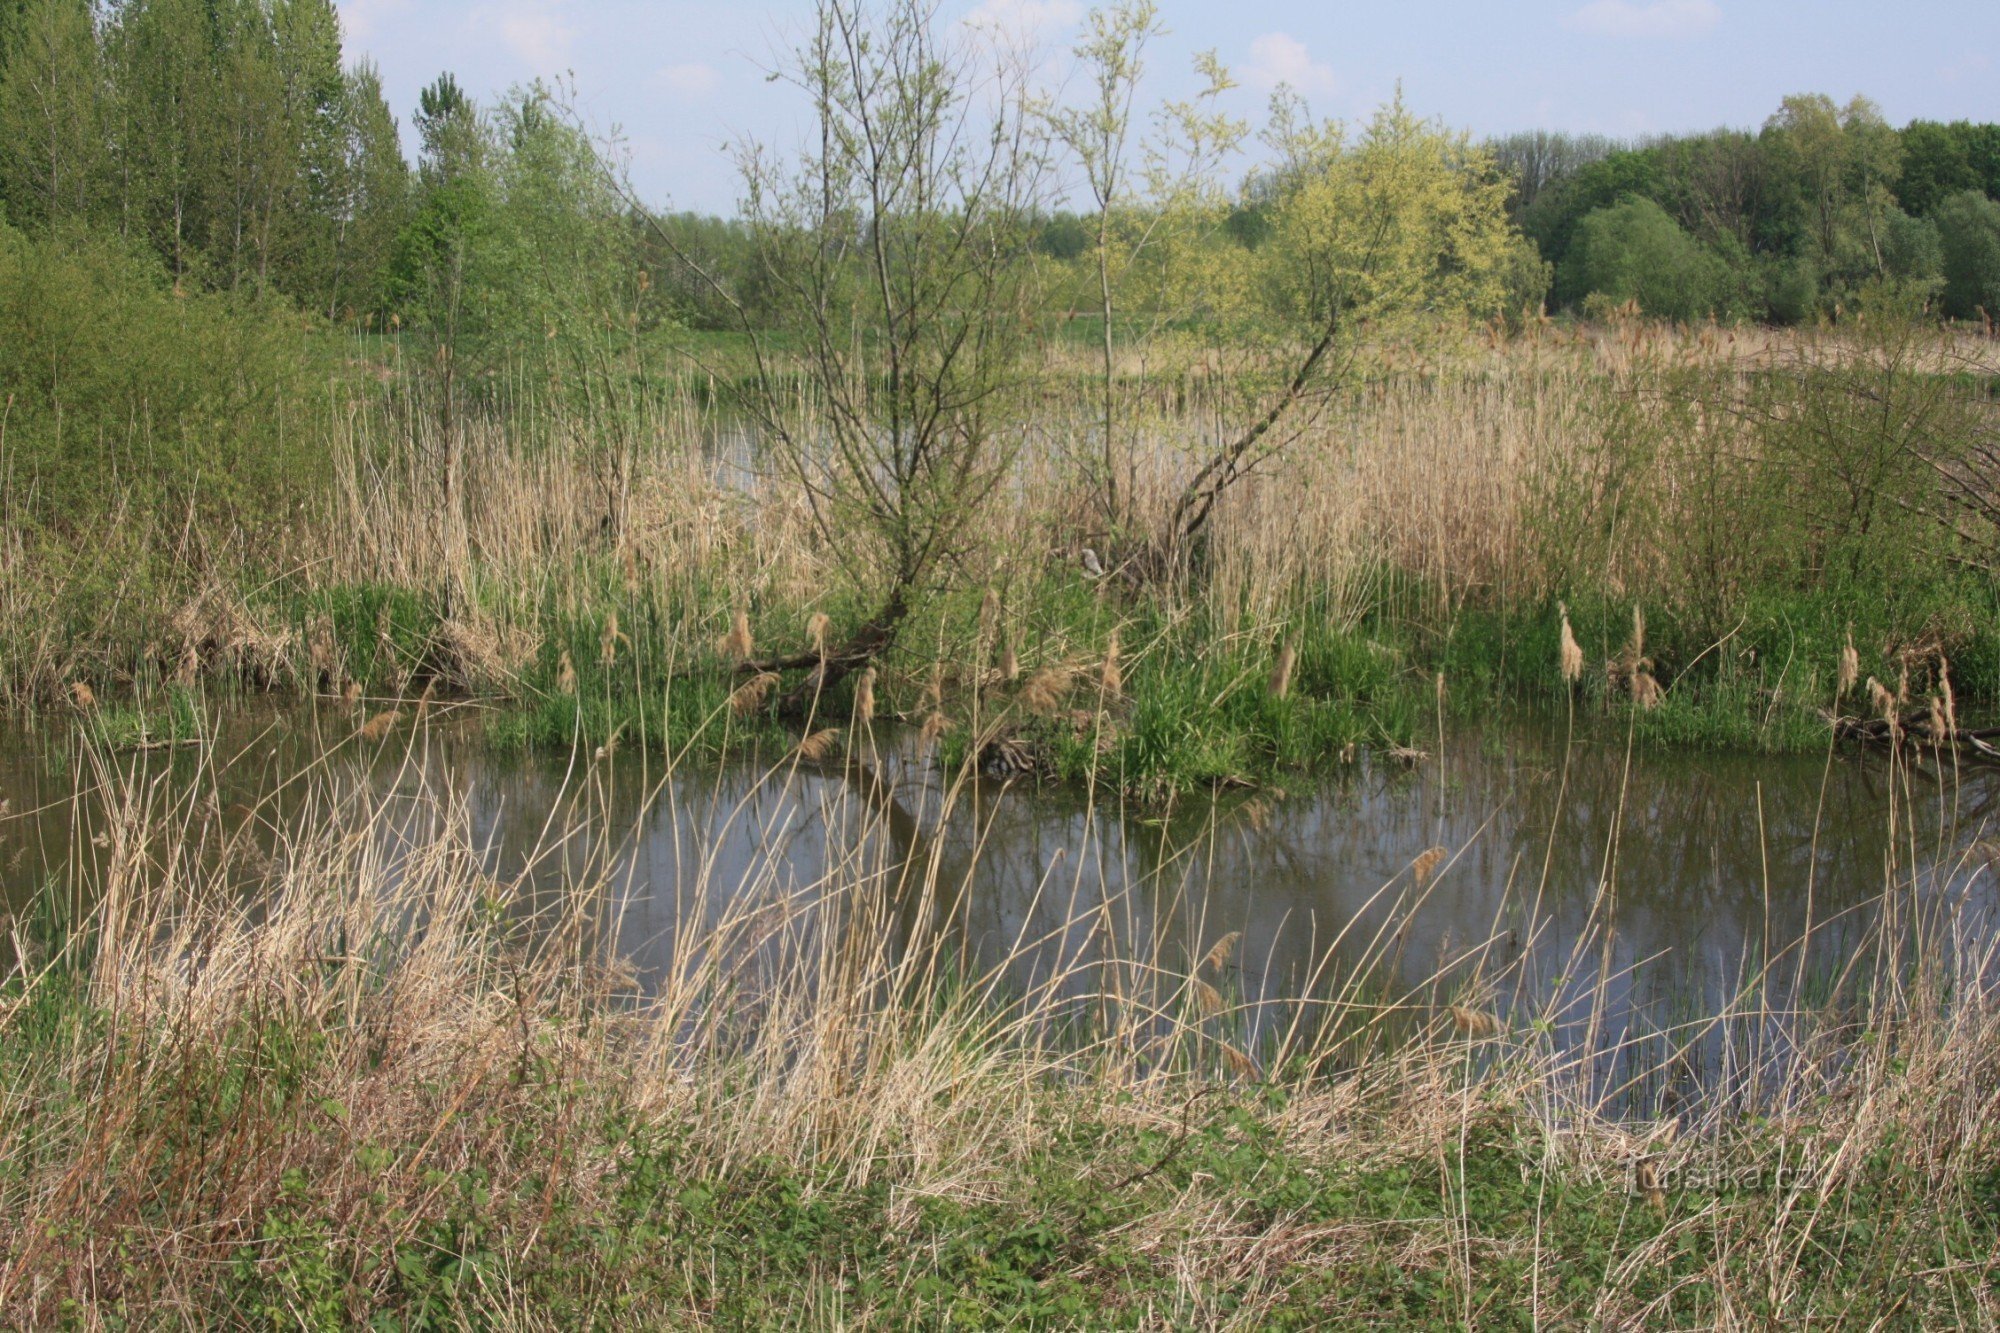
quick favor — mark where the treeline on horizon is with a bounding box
[3,0,2000,344]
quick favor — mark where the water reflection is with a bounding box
[3,705,1994,1104]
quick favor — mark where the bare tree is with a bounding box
[714,0,1049,709]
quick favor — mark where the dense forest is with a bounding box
[2,0,1998,343]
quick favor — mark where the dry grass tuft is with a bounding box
[1018,664,1074,716]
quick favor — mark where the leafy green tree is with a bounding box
[1935,189,2000,321]
[1560,195,1722,320]
[0,0,105,227]
[1169,94,1522,555]
[1897,120,2000,218]
[1045,0,1243,534]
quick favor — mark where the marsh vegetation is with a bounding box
[3,0,2000,1325]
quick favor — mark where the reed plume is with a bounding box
[1450,1005,1501,1039]
[720,609,753,663]
[621,546,640,596]
[796,728,840,762]
[1200,931,1241,974]
[979,586,1000,637]
[853,668,876,726]
[999,639,1019,684]
[1269,638,1297,700]
[1219,1043,1259,1080]
[919,710,951,748]
[69,680,95,709]
[805,612,830,654]
[1412,846,1445,889]
[599,612,624,667]
[557,650,577,695]
[1021,666,1071,716]
[731,672,780,718]
[1838,631,1859,698]
[1940,657,1958,735]
[342,679,364,707]
[1192,978,1224,1017]
[1099,631,1122,696]
[357,709,402,743]
[1558,603,1583,685]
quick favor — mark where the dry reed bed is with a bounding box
[12,323,1988,708]
[1,728,1997,1323]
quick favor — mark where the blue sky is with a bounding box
[332,0,1999,214]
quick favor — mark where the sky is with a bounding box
[332,0,2000,215]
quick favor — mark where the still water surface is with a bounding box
[3,704,1993,1102]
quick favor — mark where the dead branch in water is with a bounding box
[1829,709,2000,763]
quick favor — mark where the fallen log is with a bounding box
[1828,709,2000,763]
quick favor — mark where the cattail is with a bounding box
[720,609,753,663]
[1269,639,1297,700]
[357,709,402,743]
[1412,846,1446,889]
[557,649,577,695]
[69,680,95,709]
[853,667,876,726]
[731,672,780,718]
[1838,632,1859,698]
[1450,1005,1501,1039]
[1558,603,1583,685]
[1099,631,1122,696]
[797,728,840,762]
[806,612,830,654]
[1201,931,1241,974]
[1022,666,1071,715]
[919,710,951,748]
[999,639,1019,684]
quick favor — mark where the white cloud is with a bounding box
[1564,0,1721,39]
[1243,33,1337,97]
[658,62,722,101]
[499,6,574,71]
[960,0,1082,40]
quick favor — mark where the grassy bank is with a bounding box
[1,738,1996,1327]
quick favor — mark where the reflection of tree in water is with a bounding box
[7,706,1996,1101]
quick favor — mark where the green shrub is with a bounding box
[0,222,328,540]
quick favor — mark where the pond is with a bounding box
[2,701,1993,1111]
